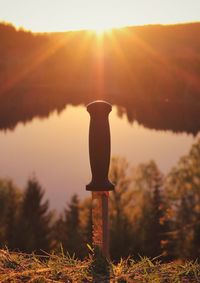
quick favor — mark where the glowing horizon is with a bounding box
[0,0,200,33]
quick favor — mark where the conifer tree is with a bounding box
[175,195,195,259]
[0,179,21,248]
[133,160,167,258]
[4,186,21,249]
[17,177,52,253]
[62,194,83,258]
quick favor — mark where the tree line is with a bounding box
[1,138,200,261]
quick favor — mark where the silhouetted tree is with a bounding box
[52,214,66,252]
[57,195,84,258]
[0,179,21,248]
[16,177,52,253]
[4,186,21,249]
[133,161,167,258]
[176,195,195,259]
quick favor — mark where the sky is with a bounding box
[0,0,200,32]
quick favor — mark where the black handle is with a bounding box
[86,100,114,191]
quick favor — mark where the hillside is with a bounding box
[0,22,200,133]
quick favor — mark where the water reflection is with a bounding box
[1,88,200,135]
[0,106,195,210]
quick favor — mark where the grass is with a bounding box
[0,249,200,282]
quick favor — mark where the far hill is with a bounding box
[0,22,200,133]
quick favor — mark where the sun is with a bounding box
[89,23,114,35]
[85,19,124,36]
[93,26,110,35]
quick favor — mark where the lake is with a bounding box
[0,104,196,210]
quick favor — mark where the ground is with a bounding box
[0,249,200,282]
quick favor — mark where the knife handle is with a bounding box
[86,101,114,191]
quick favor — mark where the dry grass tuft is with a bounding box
[0,249,200,282]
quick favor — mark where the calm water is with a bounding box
[0,105,196,210]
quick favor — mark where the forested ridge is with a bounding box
[0,22,200,133]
